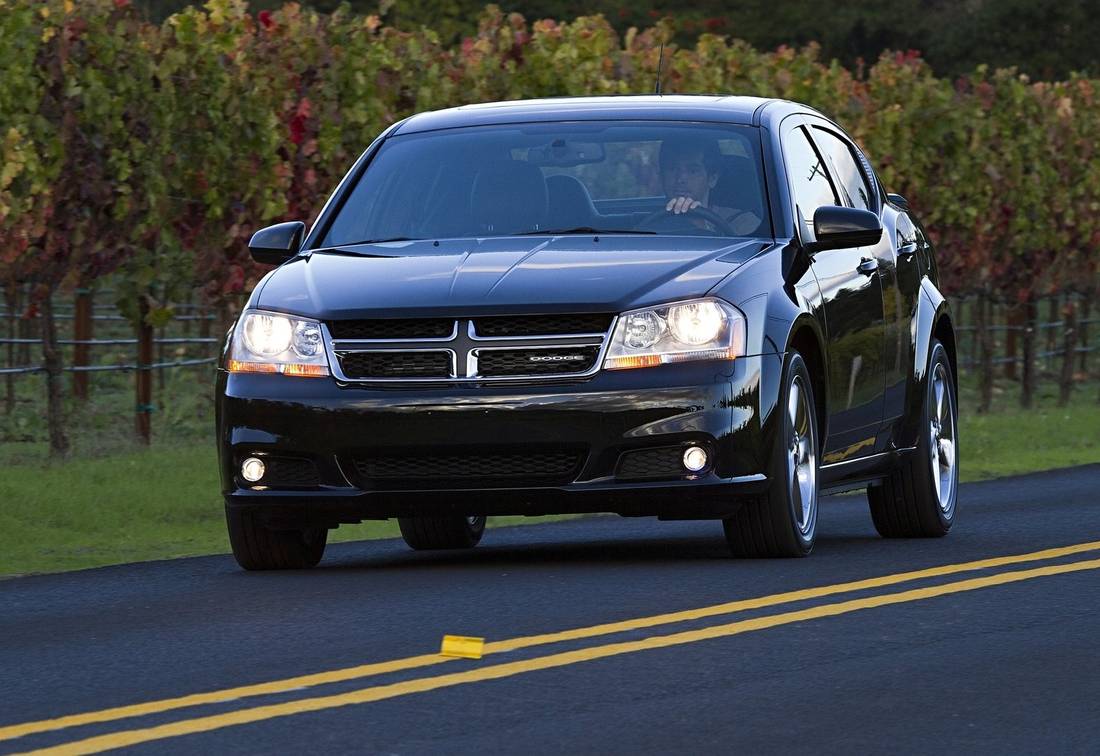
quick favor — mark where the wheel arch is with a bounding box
[933,310,958,397]
[785,316,828,452]
[898,277,956,449]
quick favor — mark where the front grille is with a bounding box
[328,318,454,340]
[616,447,686,481]
[351,450,584,488]
[339,351,451,378]
[477,346,601,377]
[473,314,612,337]
[327,315,612,383]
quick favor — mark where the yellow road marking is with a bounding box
[24,557,1100,756]
[3,539,1100,743]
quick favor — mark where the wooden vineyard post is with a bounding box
[1079,295,1091,375]
[20,298,36,365]
[1020,296,1038,409]
[40,294,70,457]
[72,288,92,400]
[975,293,994,413]
[1045,295,1060,374]
[157,323,165,392]
[4,281,19,414]
[1003,302,1022,380]
[135,296,154,444]
[1058,300,1076,407]
[969,297,979,370]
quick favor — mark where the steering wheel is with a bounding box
[637,205,736,236]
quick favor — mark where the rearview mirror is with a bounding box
[808,206,882,252]
[248,221,305,265]
[523,139,606,167]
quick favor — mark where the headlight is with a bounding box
[604,298,745,370]
[228,310,330,377]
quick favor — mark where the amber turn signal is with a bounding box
[228,360,329,377]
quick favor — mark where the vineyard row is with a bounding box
[2,0,1099,452]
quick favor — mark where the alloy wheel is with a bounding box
[929,362,957,516]
[787,375,817,536]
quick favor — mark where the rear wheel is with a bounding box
[724,351,819,557]
[868,339,957,537]
[225,506,327,570]
[399,515,486,550]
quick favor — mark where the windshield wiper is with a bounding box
[516,227,656,236]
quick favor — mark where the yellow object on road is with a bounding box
[440,635,485,659]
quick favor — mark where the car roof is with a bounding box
[392,95,779,135]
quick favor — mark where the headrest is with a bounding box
[711,154,764,219]
[470,160,548,234]
[546,174,597,225]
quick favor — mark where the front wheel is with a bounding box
[724,351,819,557]
[225,506,328,570]
[867,339,958,537]
[398,515,486,550]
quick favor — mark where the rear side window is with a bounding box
[813,127,875,212]
[783,126,839,225]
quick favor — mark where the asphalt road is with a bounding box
[2,465,1100,755]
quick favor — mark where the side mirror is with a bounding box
[248,221,305,265]
[808,206,882,252]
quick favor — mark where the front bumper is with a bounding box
[217,355,778,526]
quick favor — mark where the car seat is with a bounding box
[710,154,766,236]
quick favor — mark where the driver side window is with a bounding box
[812,127,875,213]
[783,126,840,240]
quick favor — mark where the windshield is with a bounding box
[320,121,770,246]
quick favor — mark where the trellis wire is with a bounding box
[0,337,217,345]
[0,358,216,376]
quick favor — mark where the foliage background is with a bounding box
[2,0,1099,454]
[133,0,1100,81]
[5,0,1098,304]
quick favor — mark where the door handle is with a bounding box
[857,257,878,275]
[897,242,918,258]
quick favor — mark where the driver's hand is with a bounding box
[666,196,701,215]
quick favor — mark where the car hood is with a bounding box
[255,236,765,319]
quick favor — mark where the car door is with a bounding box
[808,121,910,427]
[781,118,886,462]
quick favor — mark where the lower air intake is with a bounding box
[243,456,319,487]
[351,450,584,489]
[615,447,688,481]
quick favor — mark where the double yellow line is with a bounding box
[8,540,1100,755]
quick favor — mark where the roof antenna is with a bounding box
[654,43,665,95]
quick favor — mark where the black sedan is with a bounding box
[217,95,958,569]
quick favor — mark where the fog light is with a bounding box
[241,457,266,483]
[683,446,708,473]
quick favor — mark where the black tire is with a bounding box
[225,506,327,570]
[724,351,819,558]
[868,339,958,537]
[398,515,486,550]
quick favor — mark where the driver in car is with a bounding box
[660,139,761,235]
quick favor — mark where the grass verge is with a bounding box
[2,386,1098,578]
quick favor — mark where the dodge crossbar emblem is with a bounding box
[528,354,585,362]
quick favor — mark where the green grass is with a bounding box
[958,382,1100,480]
[2,376,1098,578]
[0,444,587,576]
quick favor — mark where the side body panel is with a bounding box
[778,114,887,462]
